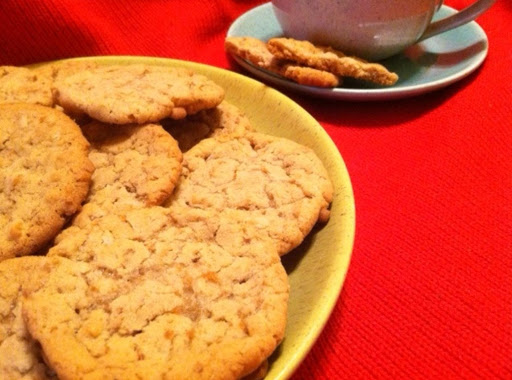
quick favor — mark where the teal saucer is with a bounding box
[227,3,489,101]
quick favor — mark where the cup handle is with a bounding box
[419,0,495,41]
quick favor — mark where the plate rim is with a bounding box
[32,55,356,380]
[226,2,489,101]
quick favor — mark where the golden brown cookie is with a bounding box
[33,60,100,83]
[33,60,101,123]
[165,132,334,255]
[80,120,182,210]
[162,100,254,152]
[0,104,94,261]
[225,36,340,87]
[267,37,399,86]
[30,207,289,380]
[53,64,225,124]
[0,66,53,106]
[225,36,276,68]
[280,64,342,87]
[0,256,58,380]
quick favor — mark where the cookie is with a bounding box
[0,256,58,380]
[30,207,289,380]
[267,37,399,86]
[164,132,334,255]
[33,60,101,123]
[280,64,342,88]
[33,60,100,83]
[53,64,225,124]
[225,36,340,87]
[0,103,94,261]
[80,121,182,210]
[162,100,254,152]
[0,66,53,106]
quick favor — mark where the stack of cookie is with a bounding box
[225,36,399,87]
[0,61,333,379]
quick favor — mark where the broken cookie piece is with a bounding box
[267,37,398,86]
[225,36,340,87]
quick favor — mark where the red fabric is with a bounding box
[1,0,511,378]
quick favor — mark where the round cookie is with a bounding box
[33,60,101,123]
[53,64,225,124]
[33,60,100,83]
[0,256,59,380]
[29,207,289,380]
[165,132,334,255]
[162,100,254,152]
[0,103,94,261]
[80,120,182,210]
[0,66,53,106]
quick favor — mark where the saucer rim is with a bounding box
[226,2,489,101]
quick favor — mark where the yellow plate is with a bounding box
[34,56,356,379]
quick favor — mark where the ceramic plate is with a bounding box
[226,3,489,101]
[34,56,355,379]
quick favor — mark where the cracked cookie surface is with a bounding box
[54,64,225,124]
[225,36,340,87]
[267,37,398,86]
[0,104,94,261]
[80,121,182,210]
[29,207,289,380]
[0,66,53,106]
[0,256,59,380]
[165,132,333,255]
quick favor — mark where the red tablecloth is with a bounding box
[1,0,511,378]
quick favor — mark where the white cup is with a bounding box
[271,0,495,61]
